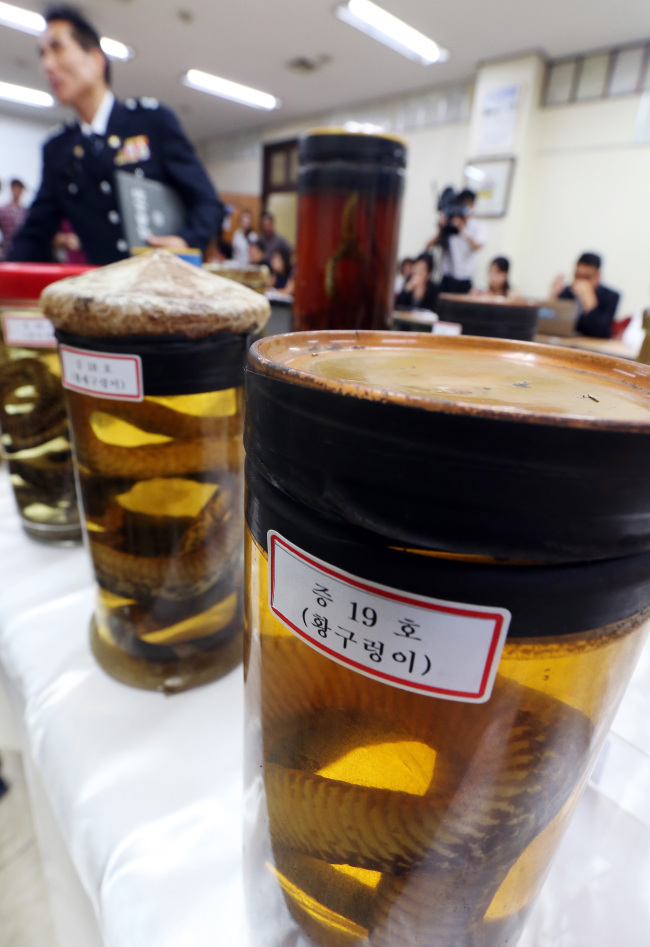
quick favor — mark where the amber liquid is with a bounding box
[0,326,80,544]
[66,386,245,692]
[293,190,401,332]
[245,531,650,946]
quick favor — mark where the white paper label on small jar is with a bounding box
[1,312,57,348]
[59,345,144,401]
[268,531,511,703]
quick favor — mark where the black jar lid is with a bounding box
[245,331,650,563]
[299,127,407,168]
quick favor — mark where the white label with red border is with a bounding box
[1,313,57,348]
[268,531,510,703]
[59,345,143,401]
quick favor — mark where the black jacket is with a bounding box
[559,284,620,338]
[10,97,222,265]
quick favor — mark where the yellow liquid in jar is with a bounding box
[245,530,650,946]
[66,386,245,691]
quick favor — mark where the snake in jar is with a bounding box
[0,357,68,451]
[252,582,605,946]
[90,487,242,601]
[67,394,244,601]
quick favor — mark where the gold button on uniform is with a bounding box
[108,135,121,149]
[73,144,84,158]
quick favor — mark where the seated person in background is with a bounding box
[551,252,620,339]
[395,254,438,312]
[231,209,257,265]
[258,211,292,260]
[248,237,271,269]
[269,249,294,294]
[470,256,512,298]
[394,257,415,294]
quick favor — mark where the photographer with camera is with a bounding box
[426,187,486,295]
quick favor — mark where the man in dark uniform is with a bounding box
[10,5,222,265]
[550,252,620,339]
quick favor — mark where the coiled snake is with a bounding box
[65,389,244,659]
[0,356,77,520]
[250,552,595,946]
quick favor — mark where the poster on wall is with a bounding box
[477,85,520,152]
[463,158,515,218]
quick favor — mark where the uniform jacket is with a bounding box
[9,97,222,265]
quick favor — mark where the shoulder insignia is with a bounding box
[139,96,159,110]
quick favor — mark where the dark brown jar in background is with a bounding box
[292,129,407,332]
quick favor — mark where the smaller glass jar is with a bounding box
[0,263,93,543]
[42,249,270,692]
[293,129,407,332]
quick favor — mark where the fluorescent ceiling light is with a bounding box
[99,37,134,62]
[0,79,53,107]
[0,1,42,33]
[182,69,280,110]
[335,0,448,66]
[0,2,133,60]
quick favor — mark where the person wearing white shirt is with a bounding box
[231,210,258,265]
[426,189,487,295]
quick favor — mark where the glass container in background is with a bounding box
[292,129,407,332]
[42,250,270,692]
[243,331,650,947]
[0,263,92,543]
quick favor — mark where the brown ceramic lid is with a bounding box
[41,249,270,338]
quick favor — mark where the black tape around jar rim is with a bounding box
[244,368,650,564]
[56,329,256,395]
[245,458,650,639]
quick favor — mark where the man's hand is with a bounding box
[571,278,598,313]
[146,235,189,249]
[550,274,566,298]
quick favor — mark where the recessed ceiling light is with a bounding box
[0,78,53,107]
[334,0,448,66]
[0,2,134,60]
[181,69,280,110]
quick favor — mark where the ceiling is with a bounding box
[1,0,650,141]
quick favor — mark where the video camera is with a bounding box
[437,186,470,248]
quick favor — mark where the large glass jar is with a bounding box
[42,250,270,691]
[0,263,92,543]
[292,129,406,332]
[243,331,650,947]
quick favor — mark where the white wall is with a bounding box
[0,113,54,200]
[516,97,650,311]
[397,122,470,258]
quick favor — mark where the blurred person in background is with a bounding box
[269,248,294,294]
[426,189,486,295]
[395,254,438,312]
[10,5,222,264]
[258,211,292,260]
[394,256,415,295]
[551,252,620,338]
[470,256,513,298]
[231,209,257,265]
[0,179,28,260]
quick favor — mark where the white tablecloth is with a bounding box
[0,468,649,946]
